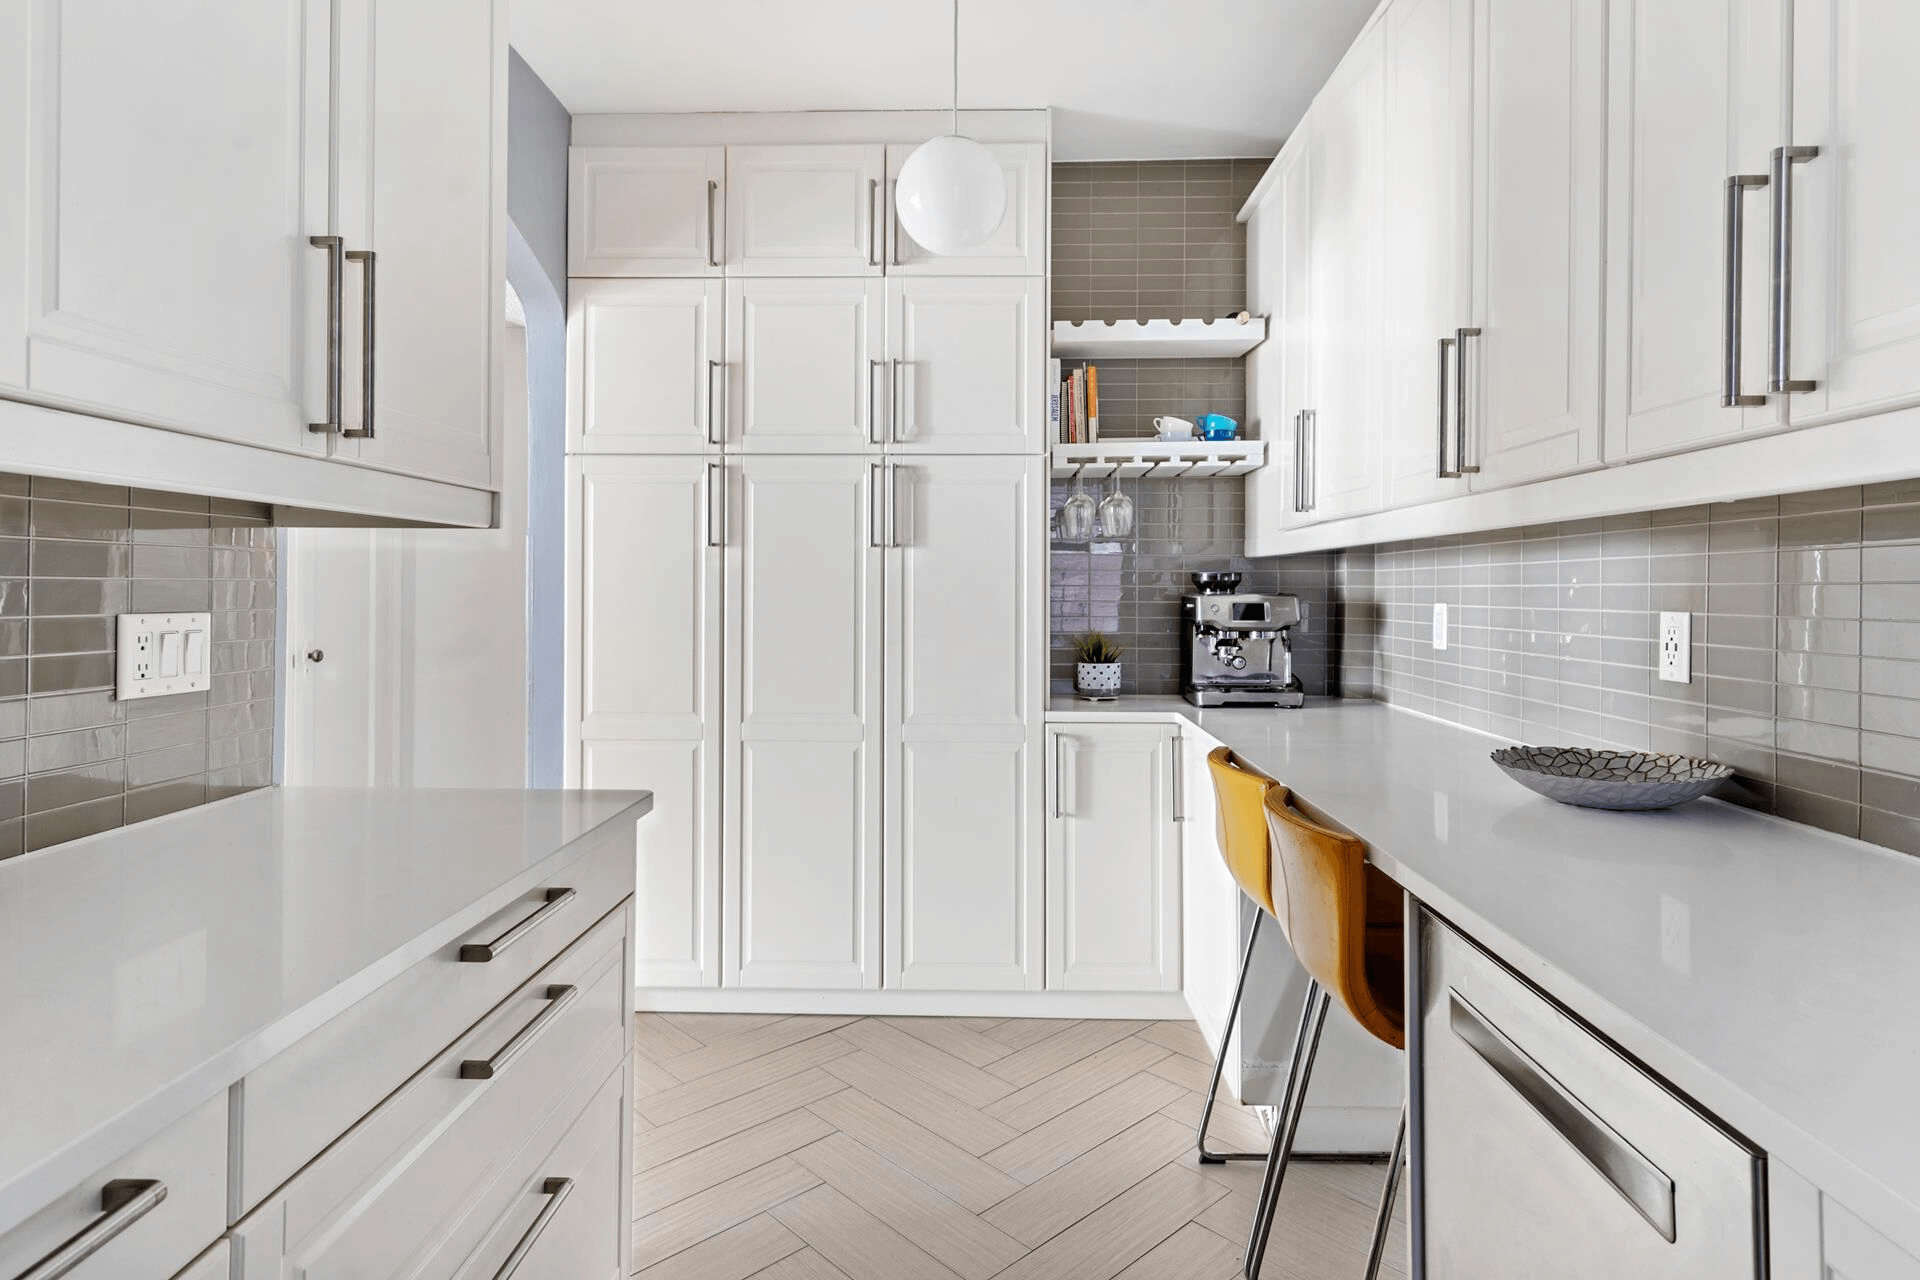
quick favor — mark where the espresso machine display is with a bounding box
[1181,572,1307,708]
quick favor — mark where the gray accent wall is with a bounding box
[1344,484,1920,857]
[509,48,570,789]
[0,474,275,857]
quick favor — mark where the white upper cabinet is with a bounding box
[1786,0,1920,427]
[886,276,1044,453]
[329,0,501,489]
[726,145,887,276]
[1605,0,1787,463]
[0,0,330,456]
[569,278,724,453]
[726,277,887,452]
[1045,723,1181,993]
[570,146,725,277]
[885,142,1047,275]
[725,455,883,990]
[1464,0,1607,489]
[1380,0,1473,508]
[1244,141,1315,553]
[571,456,722,990]
[1304,26,1387,523]
[886,456,1044,992]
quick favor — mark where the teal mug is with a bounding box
[1196,413,1239,441]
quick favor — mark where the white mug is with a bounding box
[1153,416,1195,440]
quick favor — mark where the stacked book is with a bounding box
[1048,358,1099,444]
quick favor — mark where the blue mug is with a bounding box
[1196,413,1239,441]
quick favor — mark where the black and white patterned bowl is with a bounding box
[1490,746,1735,812]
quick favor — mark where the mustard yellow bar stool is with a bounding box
[1246,781,1407,1280]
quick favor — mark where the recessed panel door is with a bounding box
[886,456,1044,992]
[568,278,724,453]
[885,141,1047,276]
[727,277,885,453]
[887,277,1044,454]
[569,145,725,277]
[726,455,882,990]
[726,145,885,276]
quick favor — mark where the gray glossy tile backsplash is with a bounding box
[0,474,276,858]
[1344,485,1920,856]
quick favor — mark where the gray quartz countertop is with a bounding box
[1049,695,1920,1243]
[0,786,651,1234]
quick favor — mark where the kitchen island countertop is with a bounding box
[0,786,651,1235]
[1050,694,1920,1244]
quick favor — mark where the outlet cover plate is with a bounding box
[116,613,212,701]
[1659,611,1692,683]
[1431,601,1448,651]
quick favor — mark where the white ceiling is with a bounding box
[510,0,1377,161]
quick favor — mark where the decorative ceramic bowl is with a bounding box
[1490,745,1734,812]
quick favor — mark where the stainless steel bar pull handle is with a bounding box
[886,461,903,548]
[15,1180,168,1280]
[707,360,724,447]
[1292,411,1306,513]
[1455,329,1482,473]
[890,358,904,444]
[459,887,575,962]
[1769,145,1820,394]
[868,462,885,548]
[1449,991,1677,1242]
[707,179,720,268]
[1170,732,1186,822]
[308,235,344,434]
[1052,734,1068,819]
[461,984,579,1080]
[341,249,376,439]
[869,178,881,266]
[1723,174,1770,407]
[890,179,903,265]
[869,359,884,445]
[491,1178,574,1280]
[1437,336,1459,477]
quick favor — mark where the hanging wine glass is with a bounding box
[1097,473,1134,539]
[1059,473,1097,542]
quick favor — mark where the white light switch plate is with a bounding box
[1658,611,1692,683]
[1431,601,1448,651]
[116,613,212,701]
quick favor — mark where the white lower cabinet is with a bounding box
[1045,722,1182,993]
[725,455,884,990]
[886,456,1045,991]
[1770,1160,1920,1280]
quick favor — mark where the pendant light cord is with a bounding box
[951,0,959,136]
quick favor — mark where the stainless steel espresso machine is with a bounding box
[1180,571,1307,708]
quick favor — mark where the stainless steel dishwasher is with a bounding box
[1415,909,1764,1278]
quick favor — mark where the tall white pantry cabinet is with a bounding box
[565,135,1051,1004]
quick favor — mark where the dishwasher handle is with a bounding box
[1449,990,1677,1243]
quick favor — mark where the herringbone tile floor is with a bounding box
[631,1014,1410,1280]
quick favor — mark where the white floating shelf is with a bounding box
[1050,440,1266,481]
[1051,317,1268,360]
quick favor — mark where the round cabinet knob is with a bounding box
[307,649,325,663]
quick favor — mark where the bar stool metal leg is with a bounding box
[1244,980,1331,1280]
[1198,909,1268,1163]
[1361,1102,1408,1280]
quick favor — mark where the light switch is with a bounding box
[116,613,212,701]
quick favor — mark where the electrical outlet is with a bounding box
[1658,611,1692,683]
[1431,601,1448,651]
[116,613,212,701]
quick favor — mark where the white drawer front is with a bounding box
[232,905,628,1280]
[238,833,631,1211]
[0,1092,224,1280]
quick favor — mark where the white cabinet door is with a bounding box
[885,141,1047,275]
[1465,0,1607,489]
[1821,1196,1920,1280]
[726,456,882,990]
[1246,142,1315,554]
[0,0,330,453]
[1380,0,1473,509]
[568,279,724,454]
[571,457,721,990]
[885,456,1045,992]
[170,1242,232,1280]
[886,277,1044,454]
[1045,723,1181,993]
[1786,0,1920,427]
[1305,27,1386,524]
[1604,0,1786,463]
[726,145,886,276]
[727,277,886,453]
[332,0,502,489]
[569,146,725,277]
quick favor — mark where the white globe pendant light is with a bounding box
[895,0,1006,255]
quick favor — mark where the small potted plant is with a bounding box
[1072,632,1125,697]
